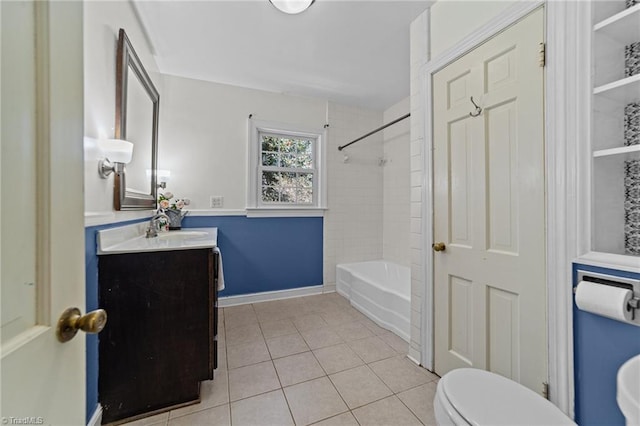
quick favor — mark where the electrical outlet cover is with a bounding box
[210,196,224,208]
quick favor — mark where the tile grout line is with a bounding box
[221,353,438,414]
[259,297,352,425]
[273,299,345,425]
[395,394,427,426]
[222,308,232,426]
[329,366,392,410]
[223,306,236,425]
[303,336,362,425]
[221,296,428,425]
[252,302,298,426]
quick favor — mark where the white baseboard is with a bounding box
[407,350,421,367]
[219,285,329,307]
[87,404,102,426]
[323,283,336,293]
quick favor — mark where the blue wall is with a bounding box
[183,216,323,296]
[84,215,323,422]
[573,263,640,425]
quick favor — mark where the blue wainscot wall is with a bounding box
[573,263,640,425]
[84,215,323,423]
[183,215,323,296]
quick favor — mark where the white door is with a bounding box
[433,8,547,394]
[1,1,87,424]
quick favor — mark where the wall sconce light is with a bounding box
[98,139,133,179]
[269,0,315,14]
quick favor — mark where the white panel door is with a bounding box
[433,8,547,394]
[1,1,86,424]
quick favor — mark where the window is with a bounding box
[248,120,326,213]
[260,133,315,204]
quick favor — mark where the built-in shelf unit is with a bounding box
[591,1,640,260]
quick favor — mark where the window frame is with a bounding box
[247,119,327,215]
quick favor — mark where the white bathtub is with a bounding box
[336,260,410,342]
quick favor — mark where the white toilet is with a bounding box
[434,368,576,425]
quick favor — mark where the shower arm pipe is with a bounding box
[337,113,410,151]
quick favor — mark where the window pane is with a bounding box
[281,171,297,182]
[299,173,313,188]
[279,138,296,153]
[292,154,312,169]
[262,152,279,166]
[297,188,313,204]
[262,187,279,202]
[294,139,312,154]
[281,154,297,168]
[261,134,313,154]
[262,171,280,186]
[261,135,279,152]
[280,187,297,203]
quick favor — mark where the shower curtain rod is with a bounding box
[337,113,410,151]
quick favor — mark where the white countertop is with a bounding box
[98,223,217,255]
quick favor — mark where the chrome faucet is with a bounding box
[146,212,170,238]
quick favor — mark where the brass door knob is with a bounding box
[432,242,446,252]
[56,307,107,343]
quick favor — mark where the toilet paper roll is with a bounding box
[575,281,634,323]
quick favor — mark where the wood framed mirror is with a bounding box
[114,28,159,210]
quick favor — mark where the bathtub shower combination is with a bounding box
[336,261,411,342]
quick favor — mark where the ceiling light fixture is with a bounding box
[269,0,315,15]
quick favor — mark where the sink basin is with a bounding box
[156,231,209,239]
[97,224,217,255]
[618,354,640,425]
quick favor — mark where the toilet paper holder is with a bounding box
[575,271,640,320]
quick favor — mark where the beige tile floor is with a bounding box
[122,292,439,426]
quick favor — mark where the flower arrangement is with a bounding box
[158,191,190,211]
[158,191,190,230]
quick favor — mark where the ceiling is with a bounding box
[133,1,431,111]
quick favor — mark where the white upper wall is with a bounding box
[82,0,415,226]
[84,0,161,222]
[159,74,327,210]
[430,0,517,58]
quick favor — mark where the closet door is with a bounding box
[432,8,547,394]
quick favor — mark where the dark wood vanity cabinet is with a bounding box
[98,248,218,424]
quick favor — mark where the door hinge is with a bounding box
[542,381,549,400]
[539,42,546,68]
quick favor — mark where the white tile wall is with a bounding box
[323,103,384,286]
[408,10,430,363]
[382,98,411,267]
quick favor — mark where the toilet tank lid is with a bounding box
[441,369,575,426]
